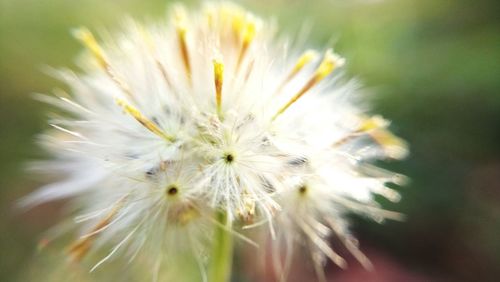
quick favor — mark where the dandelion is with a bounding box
[23,2,408,281]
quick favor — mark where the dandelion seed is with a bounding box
[25,2,408,281]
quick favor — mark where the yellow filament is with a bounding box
[370,129,406,151]
[116,98,175,142]
[236,16,257,70]
[73,27,107,69]
[359,116,407,158]
[366,125,408,159]
[275,50,318,94]
[359,115,388,132]
[230,9,247,37]
[314,49,341,81]
[174,6,191,83]
[272,50,343,121]
[213,59,225,119]
[242,19,256,45]
[289,50,318,79]
[204,6,216,29]
[333,116,386,147]
[333,115,408,159]
[74,27,136,102]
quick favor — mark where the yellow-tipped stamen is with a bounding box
[177,27,191,82]
[275,50,318,94]
[272,50,344,121]
[333,116,388,147]
[333,116,408,159]
[73,27,136,102]
[115,98,175,142]
[174,6,191,84]
[204,6,216,29]
[213,59,225,120]
[369,129,408,159]
[68,196,128,261]
[289,50,319,80]
[359,115,388,132]
[230,8,246,41]
[72,27,107,69]
[235,17,257,70]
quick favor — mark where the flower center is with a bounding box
[298,185,308,195]
[223,153,234,163]
[166,185,179,196]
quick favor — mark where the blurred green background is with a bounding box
[1,0,499,281]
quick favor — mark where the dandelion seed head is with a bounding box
[25,1,408,278]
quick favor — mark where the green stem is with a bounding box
[208,211,234,282]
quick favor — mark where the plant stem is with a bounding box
[208,210,234,282]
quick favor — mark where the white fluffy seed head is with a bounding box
[24,1,408,277]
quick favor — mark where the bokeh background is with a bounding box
[1,0,499,281]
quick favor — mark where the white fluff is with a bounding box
[25,2,408,280]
